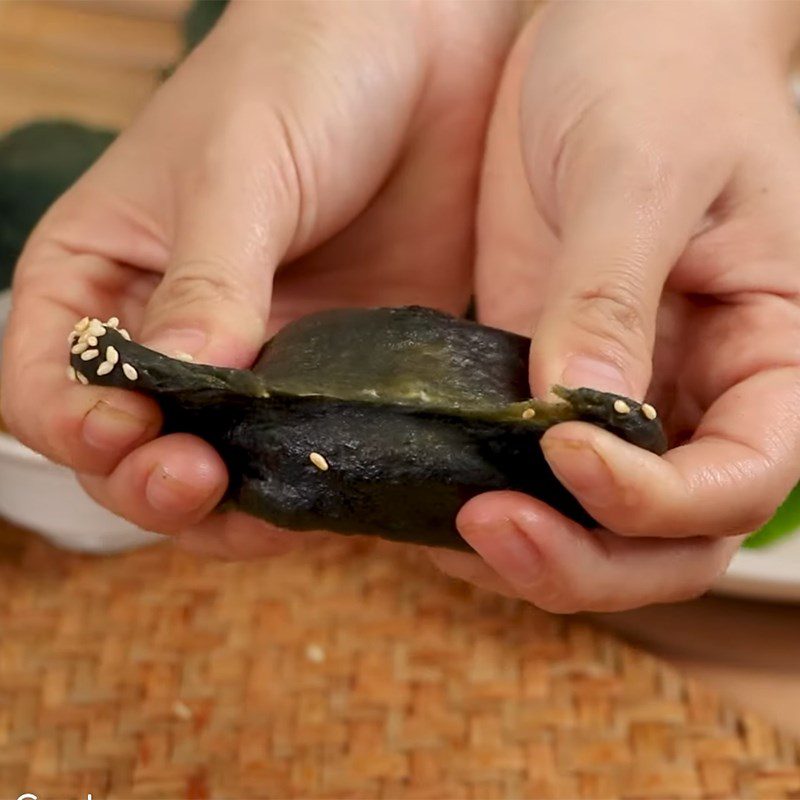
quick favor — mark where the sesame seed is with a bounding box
[522,408,536,420]
[106,346,119,364]
[97,361,114,376]
[309,452,329,471]
[122,363,138,381]
[67,366,77,382]
[75,317,90,332]
[613,399,631,414]
[305,643,326,663]
[71,342,88,355]
[80,349,100,361]
[87,336,98,347]
[106,316,119,329]
[119,329,131,341]
[174,351,194,362]
[76,372,89,385]
[88,320,105,337]
[641,403,657,420]
[68,331,78,345]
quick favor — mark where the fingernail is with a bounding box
[561,355,630,395]
[459,515,543,586]
[145,463,212,515]
[542,437,613,507]
[143,328,207,359]
[83,400,152,451]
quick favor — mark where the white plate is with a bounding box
[714,532,800,602]
[0,289,162,553]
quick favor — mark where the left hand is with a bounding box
[1,0,517,560]
[431,2,800,611]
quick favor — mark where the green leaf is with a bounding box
[183,0,229,53]
[0,121,116,288]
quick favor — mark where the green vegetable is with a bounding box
[0,121,116,287]
[0,0,228,289]
[184,0,229,53]
[744,482,800,549]
[68,306,667,550]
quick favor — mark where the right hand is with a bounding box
[431,2,800,611]
[1,0,518,558]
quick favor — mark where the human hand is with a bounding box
[1,0,517,558]
[431,2,800,611]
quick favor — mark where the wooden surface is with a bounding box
[2,522,800,799]
[1,1,800,795]
[596,596,800,740]
[0,0,186,131]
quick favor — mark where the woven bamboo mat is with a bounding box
[1,523,800,800]
[2,1,800,797]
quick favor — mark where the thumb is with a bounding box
[139,167,294,368]
[526,141,717,400]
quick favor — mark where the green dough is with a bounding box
[68,306,668,550]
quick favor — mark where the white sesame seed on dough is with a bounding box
[71,342,88,355]
[119,329,131,341]
[122,363,138,381]
[68,331,79,345]
[97,361,114,376]
[641,403,657,420]
[76,372,89,385]
[87,336,98,347]
[75,317,90,333]
[522,408,536,420]
[88,320,105,337]
[309,452,329,471]
[80,349,100,361]
[67,366,77,382]
[107,316,119,328]
[613,399,631,414]
[174,351,194,362]
[106,346,119,365]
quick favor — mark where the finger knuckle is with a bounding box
[568,279,650,363]
[157,264,248,312]
[576,281,644,332]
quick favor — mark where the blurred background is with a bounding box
[1,2,800,798]
[0,0,186,132]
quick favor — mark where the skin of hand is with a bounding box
[0,0,519,559]
[430,1,800,611]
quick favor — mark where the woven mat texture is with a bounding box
[2,525,800,799]
[2,1,800,797]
